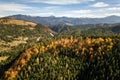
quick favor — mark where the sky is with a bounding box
[0,0,120,18]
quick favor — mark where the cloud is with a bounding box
[0,1,120,18]
[29,9,95,18]
[117,4,120,6]
[17,6,120,18]
[28,12,55,17]
[28,0,95,4]
[89,7,120,17]
[92,2,109,7]
[56,7,120,18]
[71,10,91,14]
[0,3,31,12]
[66,9,98,18]
[107,7,120,11]
[43,6,61,10]
[95,7,120,14]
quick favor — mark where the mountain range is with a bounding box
[0,15,120,47]
[6,14,120,26]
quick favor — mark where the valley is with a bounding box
[0,15,120,80]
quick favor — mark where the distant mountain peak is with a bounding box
[105,15,120,18]
[49,15,56,18]
[5,14,120,26]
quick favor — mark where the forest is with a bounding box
[0,19,120,80]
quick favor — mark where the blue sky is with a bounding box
[0,0,120,18]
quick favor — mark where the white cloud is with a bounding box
[19,6,120,18]
[107,7,120,11]
[92,2,109,7]
[28,0,95,4]
[58,13,96,18]
[71,10,91,14]
[94,7,120,14]
[62,9,92,17]
[28,13,55,17]
[43,6,61,10]
[56,7,120,18]
[28,9,97,18]
[0,3,31,12]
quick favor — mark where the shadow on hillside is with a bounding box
[0,53,21,79]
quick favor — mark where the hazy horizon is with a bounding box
[1,14,120,19]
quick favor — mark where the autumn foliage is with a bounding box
[4,46,38,80]
[3,36,120,80]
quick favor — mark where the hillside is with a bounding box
[50,24,73,33]
[0,18,37,27]
[0,18,55,53]
[0,18,55,36]
[80,24,120,35]
[1,35,120,80]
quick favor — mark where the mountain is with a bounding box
[0,18,55,42]
[6,14,120,26]
[0,18,37,27]
[50,24,73,33]
[0,18,54,33]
